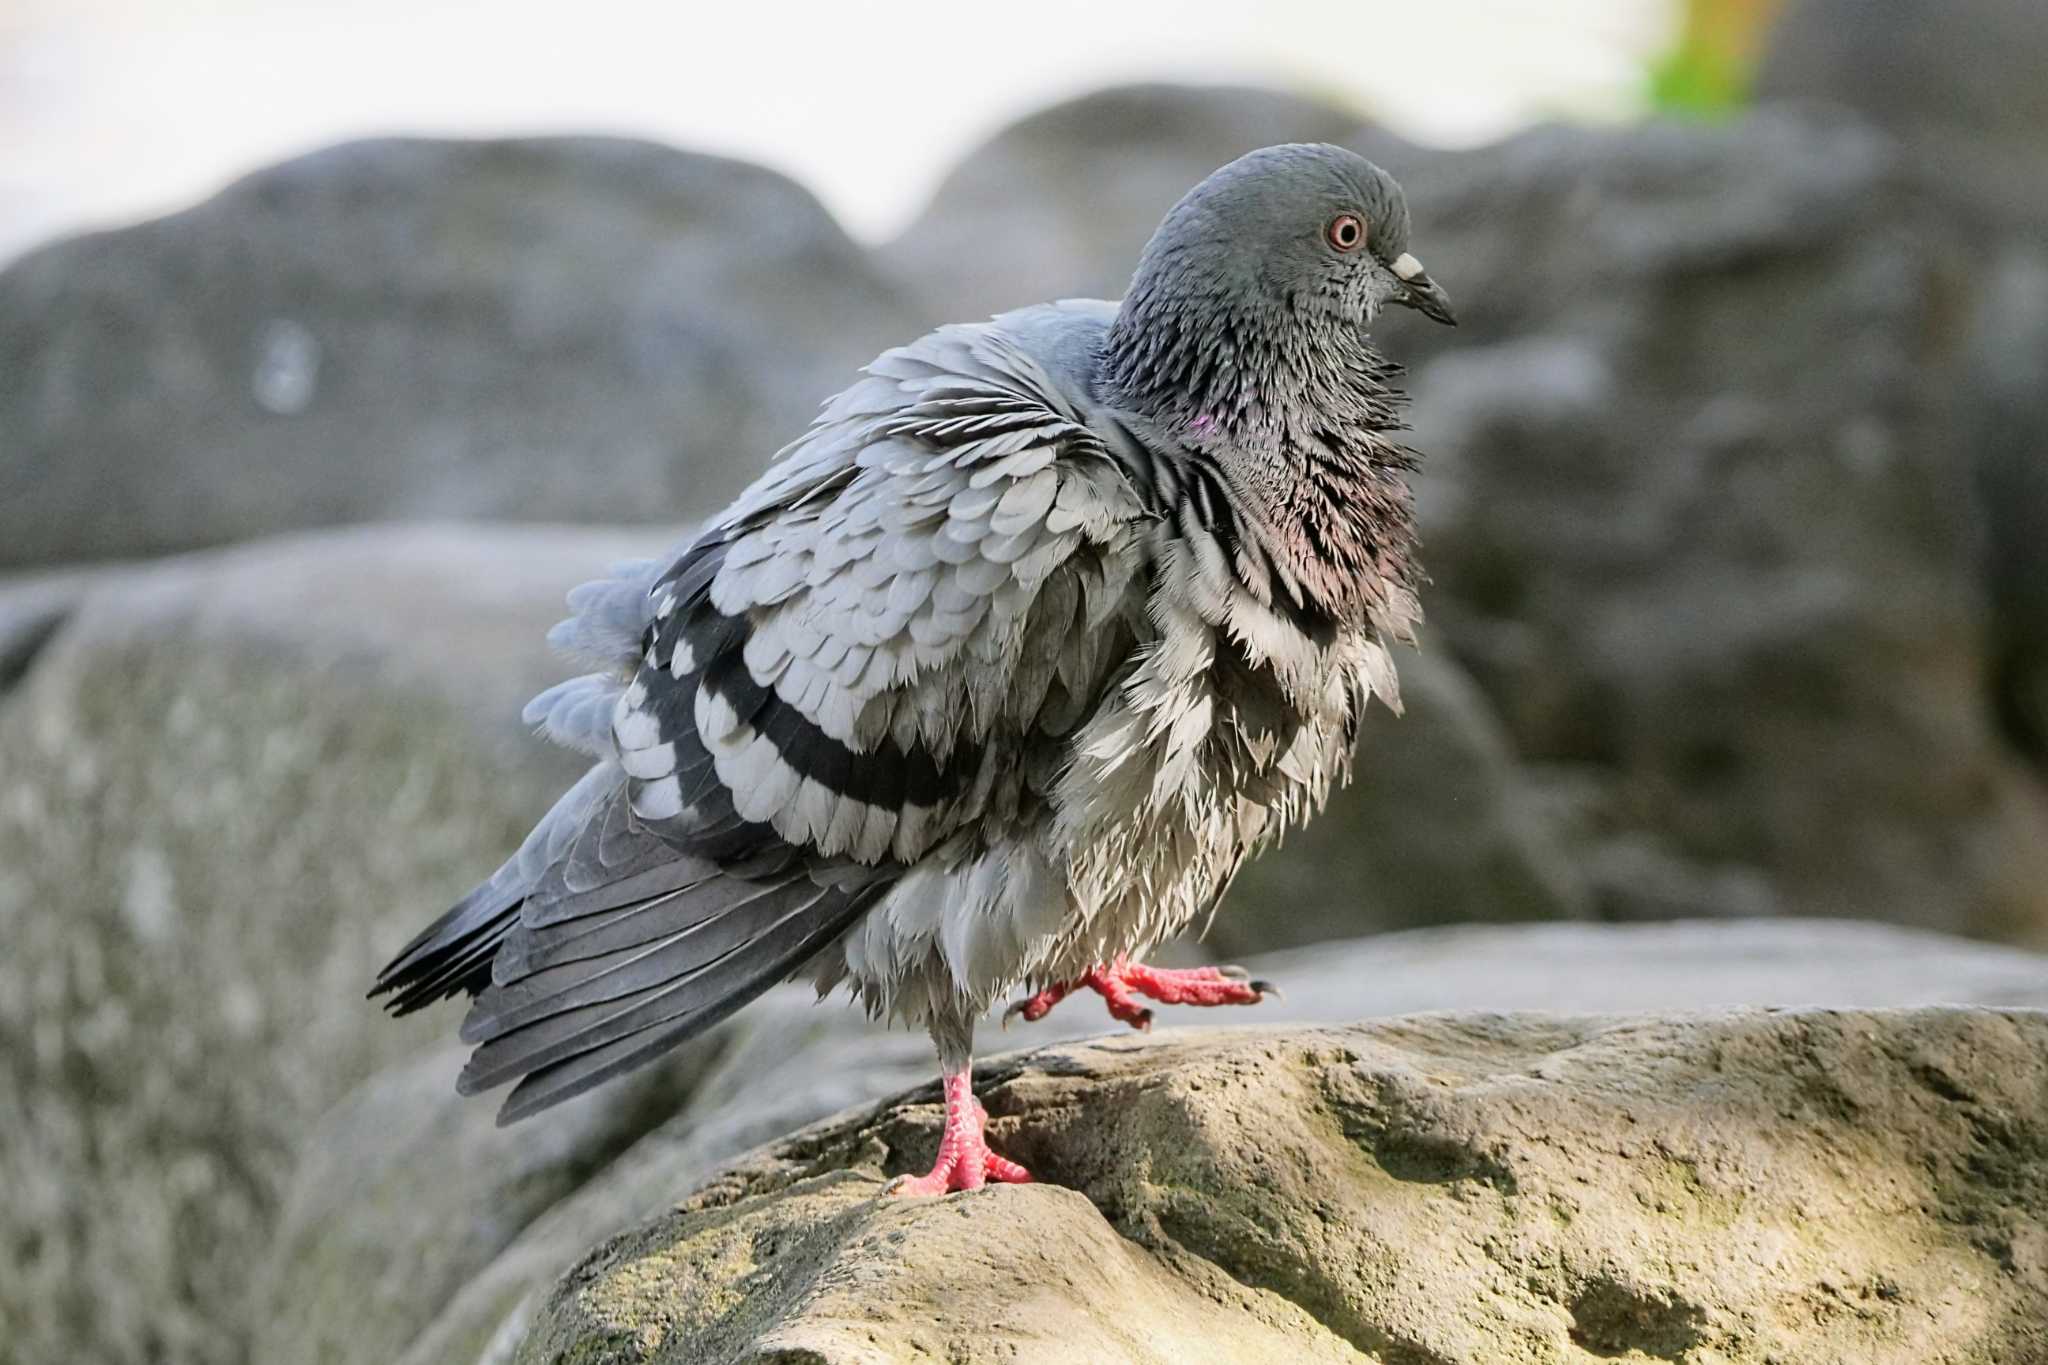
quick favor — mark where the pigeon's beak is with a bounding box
[1388,252,1457,326]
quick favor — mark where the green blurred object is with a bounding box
[1652,0,1785,115]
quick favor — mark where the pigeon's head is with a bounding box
[1129,143,1455,332]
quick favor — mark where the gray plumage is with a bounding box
[373,143,1455,1125]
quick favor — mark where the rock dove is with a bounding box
[373,143,1455,1194]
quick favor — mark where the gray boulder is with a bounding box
[1969,251,2048,763]
[1756,0,2048,230]
[516,1007,2048,1365]
[1758,0,2048,769]
[0,137,926,569]
[1393,111,2048,939]
[266,919,2048,1364]
[0,521,660,1365]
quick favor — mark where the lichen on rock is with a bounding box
[516,1010,2048,1365]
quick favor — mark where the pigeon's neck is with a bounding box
[1101,288,1421,624]
[1100,283,1399,444]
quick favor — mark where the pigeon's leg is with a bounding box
[1006,958,1271,1031]
[889,1064,1032,1196]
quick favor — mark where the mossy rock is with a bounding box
[516,1010,2048,1365]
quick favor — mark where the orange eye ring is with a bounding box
[1326,214,1366,252]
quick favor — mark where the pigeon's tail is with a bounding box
[383,749,897,1124]
[453,855,888,1126]
[371,760,623,1015]
[371,875,525,1015]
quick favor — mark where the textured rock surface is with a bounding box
[0,136,924,568]
[0,522,660,1365]
[1392,111,2048,940]
[1757,0,2048,229]
[1759,0,2048,769]
[263,921,2048,1365]
[515,1009,2048,1365]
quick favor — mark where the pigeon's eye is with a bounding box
[1325,214,1366,252]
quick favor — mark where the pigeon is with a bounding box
[372,142,1455,1194]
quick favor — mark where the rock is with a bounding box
[0,521,663,1365]
[515,1008,2048,1364]
[0,566,106,693]
[1969,251,2048,762]
[249,1034,734,1365]
[1236,917,2048,1017]
[258,993,945,1365]
[1391,110,2048,941]
[882,84,1386,322]
[1757,0,2048,769]
[0,137,926,569]
[1756,0,2048,230]
[266,919,2048,1364]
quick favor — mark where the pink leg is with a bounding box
[1005,957,1273,1032]
[891,1067,1032,1196]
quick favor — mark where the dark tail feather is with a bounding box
[370,761,622,1015]
[373,753,897,1123]
[459,868,888,1125]
[492,886,884,1124]
[369,871,527,1015]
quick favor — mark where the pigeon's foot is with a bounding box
[1005,958,1274,1032]
[889,1069,1031,1196]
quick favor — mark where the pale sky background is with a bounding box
[0,0,1677,263]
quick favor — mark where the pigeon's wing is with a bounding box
[630,321,1150,865]
[455,319,1148,1122]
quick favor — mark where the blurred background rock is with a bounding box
[5,1,2048,1362]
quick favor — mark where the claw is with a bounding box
[1004,980,1074,1029]
[1004,960,1272,1029]
[894,1070,1031,1196]
[1251,979,1281,1002]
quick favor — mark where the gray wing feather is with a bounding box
[544,557,667,666]
[372,760,622,1012]
[460,858,888,1124]
[520,675,622,757]
[489,878,879,1124]
[456,875,841,1093]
